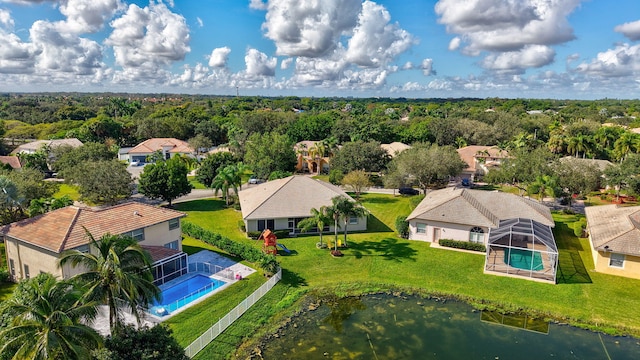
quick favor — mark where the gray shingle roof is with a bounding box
[407,188,554,228]
[585,204,640,256]
[238,175,353,220]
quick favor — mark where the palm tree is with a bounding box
[527,175,558,202]
[0,274,102,360]
[566,134,594,158]
[332,196,369,247]
[324,204,341,252]
[297,206,331,248]
[613,131,640,162]
[58,232,159,335]
[211,164,242,206]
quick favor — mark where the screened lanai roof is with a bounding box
[488,218,557,253]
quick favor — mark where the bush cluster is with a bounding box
[438,239,486,252]
[182,222,279,274]
[395,215,409,239]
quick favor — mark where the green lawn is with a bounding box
[53,183,80,201]
[188,176,208,190]
[0,242,16,301]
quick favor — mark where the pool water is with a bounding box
[149,274,226,316]
[505,248,544,271]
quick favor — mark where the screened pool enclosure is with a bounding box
[484,218,558,283]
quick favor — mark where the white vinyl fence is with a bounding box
[184,268,283,358]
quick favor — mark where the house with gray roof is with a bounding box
[238,175,367,234]
[10,138,83,155]
[585,204,640,280]
[407,188,558,283]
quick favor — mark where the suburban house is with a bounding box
[558,156,613,172]
[380,142,411,158]
[0,156,21,170]
[294,141,331,174]
[1,202,187,286]
[238,175,367,234]
[119,138,195,164]
[457,145,509,183]
[584,204,640,280]
[407,188,558,283]
[10,138,83,155]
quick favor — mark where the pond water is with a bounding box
[262,294,640,359]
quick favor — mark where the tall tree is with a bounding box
[99,325,188,360]
[195,152,235,187]
[0,274,102,360]
[58,233,160,335]
[333,196,369,247]
[138,157,193,207]
[0,176,25,224]
[211,164,243,206]
[244,132,296,180]
[330,141,390,174]
[341,170,371,200]
[297,206,331,248]
[68,160,132,205]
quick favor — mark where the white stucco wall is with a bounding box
[408,219,487,244]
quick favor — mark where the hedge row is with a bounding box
[182,222,279,275]
[438,239,486,252]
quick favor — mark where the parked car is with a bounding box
[248,177,263,184]
[461,178,470,187]
[399,187,420,195]
[129,160,141,167]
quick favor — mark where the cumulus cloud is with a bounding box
[0,8,14,29]
[419,58,435,75]
[280,57,293,70]
[615,20,640,41]
[345,1,416,67]
[289,53,347,86]
[402,61,413,70]
[576,43,640,77]
[243,48,276,77]
[106,2,190,71]
[261,0,362,57]
[435,0,581,71]
[59,0,123,33]
[208,46,231,67]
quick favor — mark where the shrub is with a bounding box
[573,218,587,237]
[329,169,344,185]
[247,231,262,239]
[237,220,246,232]
[0,268,9,283]
[181,222,279,275]
[409,194,425,209]
[395,215,409,239]
[273,230,290,239]
[438,239,486,252]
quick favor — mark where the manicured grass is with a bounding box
[188,176,208,190]
[174,200,246,242]
[0,243,16,301]
[175,194,640,340]
[54,183,80,201]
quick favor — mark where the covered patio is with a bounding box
[484,218,558,283]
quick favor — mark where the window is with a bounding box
[75,245,90,253]
[169,218,180,230]
[129,228,144,242]
[469,227,484,244]
[164,240,179,250]
[416,223,427,234]
[257,219,275,231]
[24,264,30,279]
[349,216,358,225]
[9,259,15,277]
[609,253,625,268]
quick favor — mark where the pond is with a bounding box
[262,294,640,359]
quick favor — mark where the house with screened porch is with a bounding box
[407,188,558,283]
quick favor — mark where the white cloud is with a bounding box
[249,0,267,10]
[280,57,293,70]
[481,45,555,74]
[435,0,581,71]
[106,2,190,71]
[261,0,362,57]
[615,20,640,41]
[208,46,231,67]
[419,58,435,75]
[243,48,276,77]
[58,0,123,34]
[196,17,203,28]
[289,53,347,86]
[0,8,14,30]
[345,1,416,67]
[402,61,413,70]
[576,43,640,77]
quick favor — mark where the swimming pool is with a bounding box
[505,248,544,271]
[149,274,227,317]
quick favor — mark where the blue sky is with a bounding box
[0,0,639,99]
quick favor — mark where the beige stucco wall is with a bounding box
[408,219,487,244]
[592,250,640,280]
[245,216,367,234]
[4,236,64,281]
[4,219,182,282]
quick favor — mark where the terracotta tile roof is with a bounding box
[1,202,186,253]
[0,156,21,169]
[239,175,354,220]
[456,145,508,172]
[142,245,183,264]
[585,204,640,256]
[407,188,554,228]
[127,138,194,155]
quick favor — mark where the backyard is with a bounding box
[167,192,640,359]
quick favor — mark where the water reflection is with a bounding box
[481,310,550,334]
[262,294,640,360]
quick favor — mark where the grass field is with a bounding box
[53,183,80,201]
[169,192,640,358]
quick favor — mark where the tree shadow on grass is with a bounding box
[174,198,225,212]
[556,250,592,284]
[362,196,400,205]
[280,268,308,288]
[347,237,417,262]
